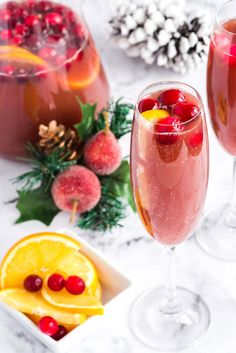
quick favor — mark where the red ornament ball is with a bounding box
[84,131,121,175]
[51,165,101,214]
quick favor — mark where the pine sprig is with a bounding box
[14,143,76,191]
[94,98,134,138]
[78,183,126,231]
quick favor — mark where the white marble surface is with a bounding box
[1,0,236,352]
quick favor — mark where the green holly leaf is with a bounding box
[74,100,96,143]
[16,187,59,226]
[102,160,136,212]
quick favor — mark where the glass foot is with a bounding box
[130,287,210,351]
[196,203,236,261]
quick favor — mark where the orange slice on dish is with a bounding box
[0,288,86,326]
[41,281,104,315]
[0,45,46,67]
[0,232,81,289]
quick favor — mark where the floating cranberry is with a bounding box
[12,6,29,20]
[65,276,86,295]
[38,46,56,59]
[27,0,36,10]
[24,274,43,292]
[11,35,24,45]
[138,98,157,113]
[173,102,199,122]
[52,5,65,15]
[158,89,186,106]
[47,273,65,292]
[45,12,63,26]
[72,23,85,39]
[188,131,203,148]
[39,316,58,336]
[0,29,12,41]
[52,325,68,341]
[36,1,52,13]
[34,65,48,79]
[25,34,43,51]
[53,23,67,36]
[15,23,30,36]
[1,64,14,76]
[25,14,40,28]
[155,116,183,145]
[0,9,11,23]
[226,44,236,66]
[6,1,18,11]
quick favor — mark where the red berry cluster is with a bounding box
[23,272,86,339]
[0,0,85,79]
[47,273,86,295]
[39,316,68,340]
[23,273,86,295]
[138,89,200,146]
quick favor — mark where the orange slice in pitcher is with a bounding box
[67,47,100,90]
[0,45,46,67]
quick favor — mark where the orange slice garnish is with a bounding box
[67,47,100,90]
[0,45,46,67]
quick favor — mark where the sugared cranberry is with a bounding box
[45,12,63,26]
[65,276,86,295]
[158,89,186,106]
[173,102,199,122]
[1,29,12,41]
[0,9,11,23]
[24,274,43,292]
[39,316,58,336]
[47,273,65,292]
[25,15,40,28]
[52,325,68,341]
[15,23,30,36]
[155,116,183,145]
[138,98,157,113]
[38,47,56,59]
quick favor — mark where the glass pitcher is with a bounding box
[0,0,110,158]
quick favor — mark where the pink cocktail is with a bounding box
[130,82,209,351]
[197,0,236,261]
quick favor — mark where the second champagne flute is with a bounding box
[130,81,210,351]
[197,0,236,261]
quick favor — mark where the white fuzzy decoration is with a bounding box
[109,0,213,74]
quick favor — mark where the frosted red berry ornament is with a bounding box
[84,112,122,175]
[51,165,101,223]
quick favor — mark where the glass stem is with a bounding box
[226,158,236,228]
[161,246,181,315]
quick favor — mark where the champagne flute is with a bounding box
[130,81,210,350]
[197,0,236,261]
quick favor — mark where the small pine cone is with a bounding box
[38,120,80,161]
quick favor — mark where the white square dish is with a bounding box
[0,228,132,353]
